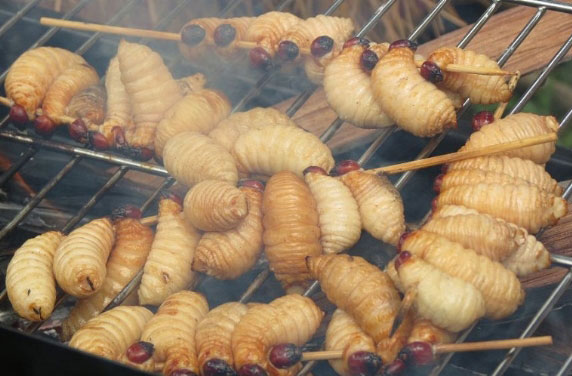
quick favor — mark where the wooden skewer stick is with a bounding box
[435,63,516,76]
[140,215,158,226]
[369,133,558,175]
[0,96,13,108]
[233,40,312,57]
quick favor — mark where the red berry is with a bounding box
[203,358,237,376]
[268,343,301,369]
[433,174,445,193]
[396,232,412,252]
[9,104,29,125]
[238,179,265,192]
[181,24,206,46]
[311,36,334,57]
[335,160,361,176]
[397,341,434,366]
[249,47,273,71]
[360,49,379,72]
[394,251,412,270]
[111,205,142,220]
[420,61,444,83]
[343,37,370,49]
[89,131,109,150]
[237,364,267,376]
[34,115,57,138]
[214,24,236,47]
[277,41,299,61]
[303,166,328,176]
[379,359,406,375]
[126,341,154,364]
[347,351,382,376]
[388,39,418,51]
[472,111,495,132]
[68,119,88,143]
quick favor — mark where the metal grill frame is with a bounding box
[0,0,571,375]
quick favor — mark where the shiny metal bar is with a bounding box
[218,0,246,17]
[409,0,453,41]
[239,269,271,303]
[0,156,82,240]
[551,254,572,268]
[355,0,399,38]
[504,0,572,13]
[140,177,176,214]
[0,147,36,187]
[0,0,42,39]
[555,352,572,376]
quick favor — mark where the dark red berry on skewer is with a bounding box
[268,343,302,369]
[360,49,379,72]
[397,341,434,366]
[277,41,300,61]
[88,131,110,150]
[34,115,57,138]
[388,39,418,51]
[68,119,88,143]
[335,160,361,176]
[311,36,334,57]
[343,37,370,49]
[347,351,383,376]
[472,111,495,132]
[181,24,206,46]
[303,166,328,176]
[9,104,28,125]
[214,24,237,47]
[249,47,273,71]
[420,61,444,83]
[126,341,154,364]
[203,358,237,376]
[394,251,412,270]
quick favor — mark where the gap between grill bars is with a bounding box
[0,1,571,375]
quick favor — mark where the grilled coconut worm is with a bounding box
[117,40,182,150]
[263,171,322,291]
[183,180,248,232]
[407,316,456,346]
[6,231,65,321]
[435,168,547,194]
[213,17,255,59]
[402,230,525,319]
[371,45,457,137]
[123,291,209,376]
[179,18,225,63]
[154,88,231,158]
[435,183,567,234]
[323,43,394,129]
[303,166,361,254]
[447,155,562,195]
[163,131,239,187]
[209,107,297,152]
[337,161,405,246]
[138,198,200,306]
[460,113,558,164]
[5,47,86,121]
[53,218,115,298]
[425,47,513,104]
[66,84,106,142]
[232,294,323,376]
[394,252,486,332]
[62,218,154,340]
[69,306,153,361]
[233,125,335,178]
[196,302,249,376]
[193,182,264,279]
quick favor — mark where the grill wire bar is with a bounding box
[0,0,42,39]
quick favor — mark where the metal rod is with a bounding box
[408,0,453,41]
[550,254,572,268]
[0,156,82,241]
[0,0,42,39]
[555,352,572,376]
[140,177,175,214]
[0,147,36,187]
[219,0,247,17]
[239,268,271,303]
[504,0,572,13]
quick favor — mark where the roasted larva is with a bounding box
[233,125,335,177]
[459,113,558,164]
[213,17,255,59]
[53,218,115,298]
[407,317,455,346]
[179,18,224,62]
[163,131,239,187]
[6,231,65,321]
[371,45,457,137]
[66,85,106,130]
[117,40,182,150]
[62,218,153,340]
[425,47,512,104]
[196,302,249,376]
[435,168,540,193]
[304,166,361,254]
[69,306,153,360]
[306,254,400,344]
[246,11,302,58]
[183,180,248,232]
[154,89,231,158]
[263,171,322,290]
[193,181,264,279]
[435,183,567,233]
[395,252,486,332]
[138,198,200,306]
[232,294,323,376]
[401,230,525,319]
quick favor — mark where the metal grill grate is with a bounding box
[0,0,571,375]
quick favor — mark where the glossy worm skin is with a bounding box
[69,306,153,361]
[154,89,231,158]
[196,302,249,373]
[402,230,525,319]
[62,218,153,341]
[232,294,323,376]
[193,185,263,280]
[233,125,335,178]
[447,155,562,195]
[306,254,400,344]
[304,170,361,254]
[371,47,457,137]
[138,199,200,306]
[6,231,65,321]
[437,168,540,193]
[184,180,248,232]
[117,40,182,149]
[209,107,297,152]
[40,62,99,124]
[5,47,86,119]
[323,43,393,129]
[325,309,376,376]
[435,183,568,234]
[339,170,405,246]
[66,85,106,128]
[396,254,486,332]
[427,47,512,104]
[163,131,239,187]
[459,113,558,164]
[245,11,302,57]
[53,218,115,298]
[263,171,322,290]
[407,317,455,346]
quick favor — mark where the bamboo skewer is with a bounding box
[0,96,13,107]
